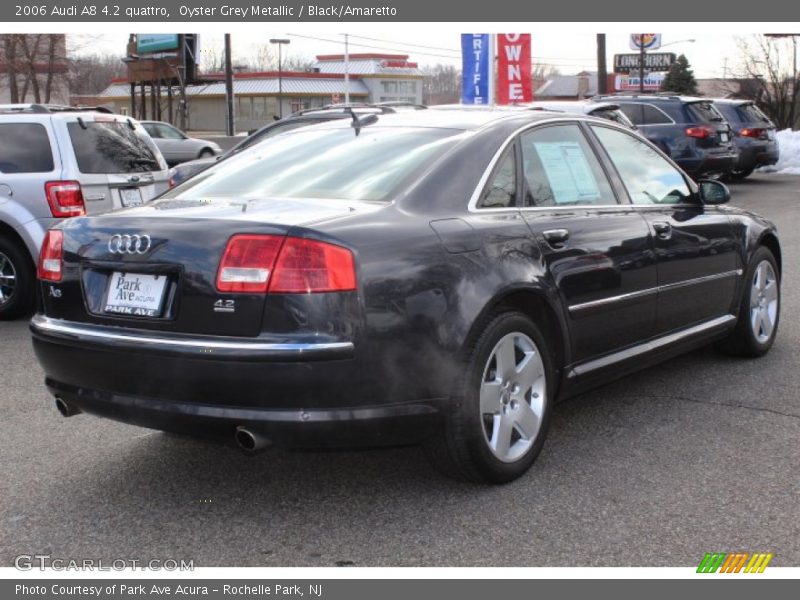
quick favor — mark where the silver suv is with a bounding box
[0,104,169,319]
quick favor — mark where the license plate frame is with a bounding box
[104,272,168,318]
[120,187,143,208]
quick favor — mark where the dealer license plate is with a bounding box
[120,187,143,207]
[105,272,168,318]
[719,131,730,142]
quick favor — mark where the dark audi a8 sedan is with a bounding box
[31,109,781,483]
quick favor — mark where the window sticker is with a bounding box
[533,142,601,204]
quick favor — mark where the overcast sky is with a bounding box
[60,24,798,79]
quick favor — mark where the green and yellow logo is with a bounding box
[697,552,773,573]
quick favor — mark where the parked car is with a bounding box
[712,99,779,179]
[168,111,362,187]
[591,94,738,179]
[31,110,781,483]
[0,104,169,320]
[140,121,222,166]
[526,100,637,129]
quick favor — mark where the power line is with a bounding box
[345,33,461,54]
[286,33,461,60]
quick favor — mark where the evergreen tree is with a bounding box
[660,54,698,95]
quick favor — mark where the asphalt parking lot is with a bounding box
[1,173,799,568]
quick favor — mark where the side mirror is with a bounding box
[698,179,731,205]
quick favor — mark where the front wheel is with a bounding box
[425,311,553,483]
[718,247,780,357]
[198,148,215,159]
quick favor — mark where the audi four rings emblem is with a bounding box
[108,234,152,255]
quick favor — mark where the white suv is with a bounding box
[0,104,169,319]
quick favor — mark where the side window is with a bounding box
[640,105,673,124]
[591,125,693,205]
[477,147,517,208]
[619,103,645,125]
[519,124,617,207]
[142,123,160,138]
[0,123,55,173]
[158,124,184,140]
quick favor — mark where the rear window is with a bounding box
[67,121,161,174]
[168,126,463,202]
[589,108,635,128]
[738,104,772,124]
[0,123,54,173]
[686,102,725,124]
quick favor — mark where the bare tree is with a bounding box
[1,34,68,103]
[68,54,127,95]
[422,63,461,105]
[733,34,800,129]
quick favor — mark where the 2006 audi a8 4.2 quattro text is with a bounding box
[30,109,781,483]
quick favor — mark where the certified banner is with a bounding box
[461,33,491,104]
[497,34,532,104]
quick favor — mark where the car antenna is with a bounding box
[76,116,87,130]
[348,108,378,136]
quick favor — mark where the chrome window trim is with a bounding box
[468,117,637,213]
[568,269,743,315]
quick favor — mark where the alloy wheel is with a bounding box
[0,251,17,306]
[750,260,779,343]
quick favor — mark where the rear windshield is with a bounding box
[0,123,54,173]
[589,108,635,128]
[686,102,725,124]
[738,103,772,124]
[67,121,161,174]
[168,126,464,202]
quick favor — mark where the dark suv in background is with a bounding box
[592,94,738,180]
[712,99,779,179]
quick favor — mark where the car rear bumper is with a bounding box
[31,315,444,447]
[735,143,780,171]
[678,152,738,178]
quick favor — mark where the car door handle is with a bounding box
[653,221,672,239]
[543,228,570,246]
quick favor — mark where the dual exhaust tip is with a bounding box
[54,398,269,454]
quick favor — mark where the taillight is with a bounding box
[37,230,64,282]
[45,181,85,218]
[216,235,284,293]
[740,128,768,140]
[216,235,357,294]
[270,237,357,293]
[685,126,715,139]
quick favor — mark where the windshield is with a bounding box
[166,126,464,202]
[68,121,162,174]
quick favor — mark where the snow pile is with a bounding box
[760,128,800,175]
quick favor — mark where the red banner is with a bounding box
[496,34,532,104]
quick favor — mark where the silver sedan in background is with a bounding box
[140,121,222,166]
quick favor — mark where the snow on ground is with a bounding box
[760,128,800,175]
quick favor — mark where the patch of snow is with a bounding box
[759,128,800,174]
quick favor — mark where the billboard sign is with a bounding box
[137,34,180,54]
[629,34,662,51]
[461,33,491,104]
[615,73,665,91]
[497,34,532,104]
[614,52,676,74]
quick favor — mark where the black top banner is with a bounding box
[2,0,800,22]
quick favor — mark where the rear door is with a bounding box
[57,115,169,214]
[514,122,658,363]
[589,124,739,334]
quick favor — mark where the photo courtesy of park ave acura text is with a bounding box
[1,8,799,581]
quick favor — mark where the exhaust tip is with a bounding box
[235,426,269,452]
[54,396,80,417]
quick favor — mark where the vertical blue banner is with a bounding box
[462,34,490,104]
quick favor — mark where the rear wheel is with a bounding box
[425,311,553,483]
[0,236,35,320]
[198,148,215,159]
[729,167,754,180]
[718,247,780,357]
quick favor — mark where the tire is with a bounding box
[718,247,780,357]
[729,167,754,181]
[198,148,215,159]
[0,236,35,321]
[424,311,554,483]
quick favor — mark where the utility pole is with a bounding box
[639,33,646,93]
[270,38,290,118]
[224,33,234,136]
[344,34,350,104]
[597,34,608,94]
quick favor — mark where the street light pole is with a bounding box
[270,38,291,119]
[639,33,645,93]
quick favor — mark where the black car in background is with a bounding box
[592,94,738,179]
[31,110,781,483]
[712,99,779,179]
